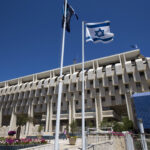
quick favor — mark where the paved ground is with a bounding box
[49,138,82,150]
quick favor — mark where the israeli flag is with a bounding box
[86,21,114,43]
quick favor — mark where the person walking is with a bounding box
[63,128,67,140]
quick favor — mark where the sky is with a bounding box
[0,0,150,82]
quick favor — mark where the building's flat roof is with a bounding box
[0,49,140,86]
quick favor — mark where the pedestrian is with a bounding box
[63,128,67,140]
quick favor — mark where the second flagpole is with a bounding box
[54,0,67,150]
[82,21,86,150]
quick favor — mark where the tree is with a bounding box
[122,117,133,131]
[70,120,78,136]
[16,114,34,139]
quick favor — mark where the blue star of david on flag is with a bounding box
[86,21,114,43]
[95,28,104,37]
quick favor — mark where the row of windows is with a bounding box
[0,70,147,94]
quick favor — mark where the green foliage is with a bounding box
[101,117,134,132]
[113,117,134,132]
[38,125,43,133]
[86,120,94,128]
[17,114,34,126]
[101,120,114,128]
[122,117,133,131]
[70,120,78,136]
[113,122,124,132]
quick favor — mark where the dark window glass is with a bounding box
[105,87,109,92]
[115,86,119,90]
[128,73,133,79]
[96,89,99,93]
[76,101,79,105]
[118,75,122,80]
[87,90,90,94]
[111,96,115,101]
[121,95,125,99]
[102,97,105,102]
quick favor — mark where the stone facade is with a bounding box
[0,49,150,136]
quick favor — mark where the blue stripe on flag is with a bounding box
[86,22,110,28]
[86,36,113,42]
[93,37,113,42]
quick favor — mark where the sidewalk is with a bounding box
[50,138,82,150]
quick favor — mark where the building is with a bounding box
[0,49,150,137]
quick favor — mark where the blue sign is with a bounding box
[132,92,150,129]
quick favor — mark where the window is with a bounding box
[121,95,125,100]
[136,82,141,88]
[17,107,20,111]
[111,96,115,101]
[66,85,69,90]
[40,104,42,109]
[76,101,79,105]
[53,103,56,107]
[125,84,129,89]
[73,83,76,88]
[63,93,66,98]
[128,73,133,80]
[92,99,95,104]
[108,77,112,82]
[140,72,145,78]
[118,75,122,80]
[45,88,48,93]
[114,86,119,91]
[71,93,73,96]
[90,80,93,86]
[39,89,41,93]
[61,102,63,106]
[96,88,99,93]
[52,87,54,92]
[87,90,90,94]
[19,85,22,89]
[85,100,87,104]
[105,87,109,92]
[99,79,102,84]
[79,91,82,95]
[102,97,105,102]
[53,111,56,114]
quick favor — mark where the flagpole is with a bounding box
[54,0,67,150]
[82,21,86,150]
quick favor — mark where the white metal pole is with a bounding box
[54,0,67,149]
[138,119,148,150]
[82,21,86,150]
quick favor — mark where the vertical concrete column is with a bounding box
[125,93,134,121]
[0,107,2,127]
[48,99,53,135]
[45,101,50,132]
[68,100,72,132]
[9,107,17,130]
[95,97,103,129]
[25,102,34,136]
[71,99,75,121]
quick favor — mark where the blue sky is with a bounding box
[0,0,150,82]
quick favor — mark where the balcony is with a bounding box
[75,112,96,119]
[102,110,120,119]
[52,114,69,120]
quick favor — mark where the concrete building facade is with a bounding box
[0,49,150,136]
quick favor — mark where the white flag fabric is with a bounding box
[86,21,114,43]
